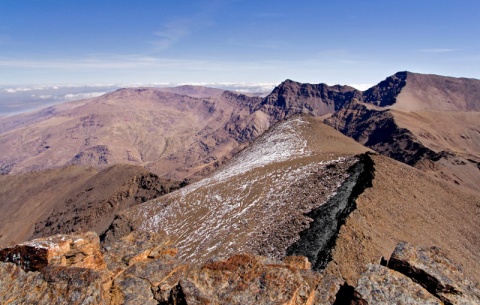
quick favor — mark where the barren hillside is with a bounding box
[0,164,182,247]
[0,88,264,180]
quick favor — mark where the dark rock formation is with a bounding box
[286,153,375,270]
[325,102,436,165]
[257,79,360,123]
[351,241,480,305]
[362,71,407,106]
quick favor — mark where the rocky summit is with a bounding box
[1,231,479,305]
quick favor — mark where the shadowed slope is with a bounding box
[326,71,480,191]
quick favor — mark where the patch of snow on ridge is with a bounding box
[140,156,352,265]
[134,117,360,265]
[178,117,310,196]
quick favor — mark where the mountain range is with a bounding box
[0,71,479,304]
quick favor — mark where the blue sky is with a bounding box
[0,0,479,86]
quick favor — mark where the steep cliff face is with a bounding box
[362,71,407,107]
[325,101,436,166]
[257,79,360,122]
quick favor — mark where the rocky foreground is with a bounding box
[0,231,479,305]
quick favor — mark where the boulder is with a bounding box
[355,264,441,304]
[0,231,105,272]
[388,241,480,305]
[103,230,174,276]
[176,253,340,305]
[0,262,109,305]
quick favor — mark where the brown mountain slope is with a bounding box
[326,153,480,284]
[392,72,480,111]
[0,82,370,251]
[0,164,182,248]
[0,81,362,181]
[0,88,264,180]
[326,71,480,191]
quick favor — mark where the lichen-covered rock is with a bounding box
[0,231,105,272]
[103,230,174,277]
[0,262,109,305]
[282,255,312,270]
[355,264,442,304]
[111,276,159,305]
[3,231,479,305]
[388,241,480,305]
[175,253,338,305]
[102,230,187,304]
[112,250,188,304]
[313,274,345,305]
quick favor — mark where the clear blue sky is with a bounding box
[0,0,479,86]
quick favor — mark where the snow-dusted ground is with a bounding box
[134,117,355,265]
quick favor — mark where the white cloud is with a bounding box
[418,48,457,53]
[64,92,107,100]
[4,87,33,93]
[348,84,373,91]
[153,20,191,50]
[0,55,205,70]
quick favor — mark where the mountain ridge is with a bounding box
[1,71,480,303]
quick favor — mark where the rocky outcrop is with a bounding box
[2,231,479,305]
[286,153,375,270]
[0,231,105,272]
[0,231,110,305]
[179,254,320,305]
[387,242,480,305]
[354,264,442,304]
[107,233,187,305]
[0,231,341,305]
[257,79,360,123]
[0,263,109,305]
[352,241,480,305]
